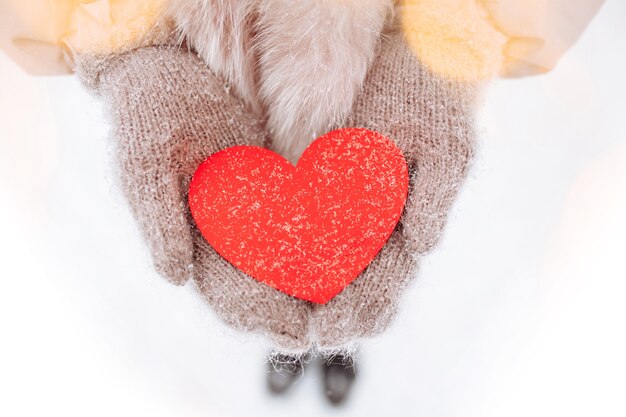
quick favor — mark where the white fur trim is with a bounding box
[167,0,393,162]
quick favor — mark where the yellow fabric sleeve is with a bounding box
[400,0,605,81]
[0,0,169,76]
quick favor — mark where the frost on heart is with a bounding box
[188,128,408,304]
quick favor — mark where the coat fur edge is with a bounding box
[166,0,394,162]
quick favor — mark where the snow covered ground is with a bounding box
[1,2,624,416]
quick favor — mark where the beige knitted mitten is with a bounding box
[310,30,476,351]
[75,45,311,352]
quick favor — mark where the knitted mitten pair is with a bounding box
[75,29,475,354]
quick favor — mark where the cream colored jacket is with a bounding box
[0,0,604,78]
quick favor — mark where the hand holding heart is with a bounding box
[85,31,475,352]
[189,128,409,304]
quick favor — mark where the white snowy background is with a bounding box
[1,2,625,416]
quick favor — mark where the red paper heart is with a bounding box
[188,128,408,304]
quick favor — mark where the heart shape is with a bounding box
[188,128,408,304]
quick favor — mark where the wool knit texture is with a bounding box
[75,29,475,354]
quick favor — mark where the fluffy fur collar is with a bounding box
[167,0,393,162]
